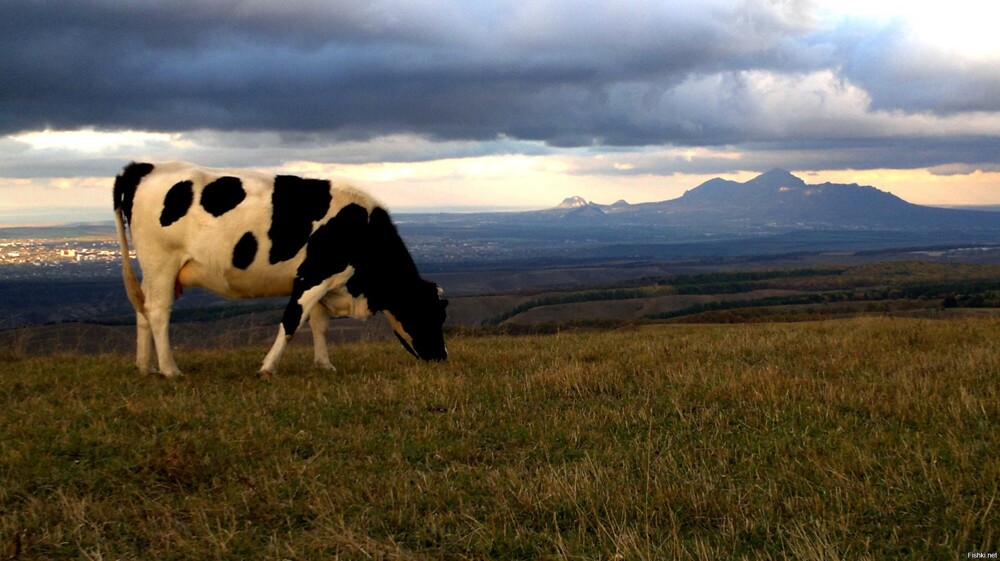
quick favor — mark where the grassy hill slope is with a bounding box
[484,261,1000,328]
[2,318,998,559]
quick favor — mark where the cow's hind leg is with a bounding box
[136,311,154,374]
[309,307,335,371]
[143,273,182,377]
[260,281,331,377]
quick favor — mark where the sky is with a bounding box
[1,0,999,225]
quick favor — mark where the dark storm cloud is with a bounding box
[0,0,825,142]
[1,0,997,176]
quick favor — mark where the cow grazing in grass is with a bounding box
[113,161,448,377]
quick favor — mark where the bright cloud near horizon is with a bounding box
[1,0,998,225]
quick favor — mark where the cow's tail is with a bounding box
[114,205,146,316]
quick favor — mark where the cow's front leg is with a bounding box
[260,324,290,378]
[259,280,330,377]
[309,307,335,371]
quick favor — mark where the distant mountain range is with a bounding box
[544,169,1000,233]
[3,169,999,272]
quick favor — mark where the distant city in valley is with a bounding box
[1,237,120,271]
[0,224,125,280]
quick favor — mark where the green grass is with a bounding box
[2,317,999,559]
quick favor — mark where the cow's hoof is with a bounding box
[160,370,184,379]
[314,361,337,372]
[258,369,275,380]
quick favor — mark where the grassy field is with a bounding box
[2,317,998,559]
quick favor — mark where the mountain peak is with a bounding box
[557,196,590,209]
[763,167,792,176]
[748,168,805,188]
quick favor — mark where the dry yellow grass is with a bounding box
[1,316,998,559]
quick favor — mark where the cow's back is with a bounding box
[126,162,379,299]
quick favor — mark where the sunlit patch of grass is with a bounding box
[2,317,998,558]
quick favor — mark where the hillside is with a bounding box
[2,318,997,558]
[482,261,1000,328]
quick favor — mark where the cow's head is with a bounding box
[383,280,448,361]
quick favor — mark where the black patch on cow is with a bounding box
[281,203,367,336]
[200,176,246,217]
[344,207,418,308]
[159,180,194,227]
[232,231,258,270]
[296,203,368,284]
[113,162,154,226]
[282,301,304,338]
[268,175,332,264]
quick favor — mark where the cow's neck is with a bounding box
[345,261,420,315]
[343,206,422,315]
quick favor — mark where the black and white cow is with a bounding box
[113,161,448,377]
